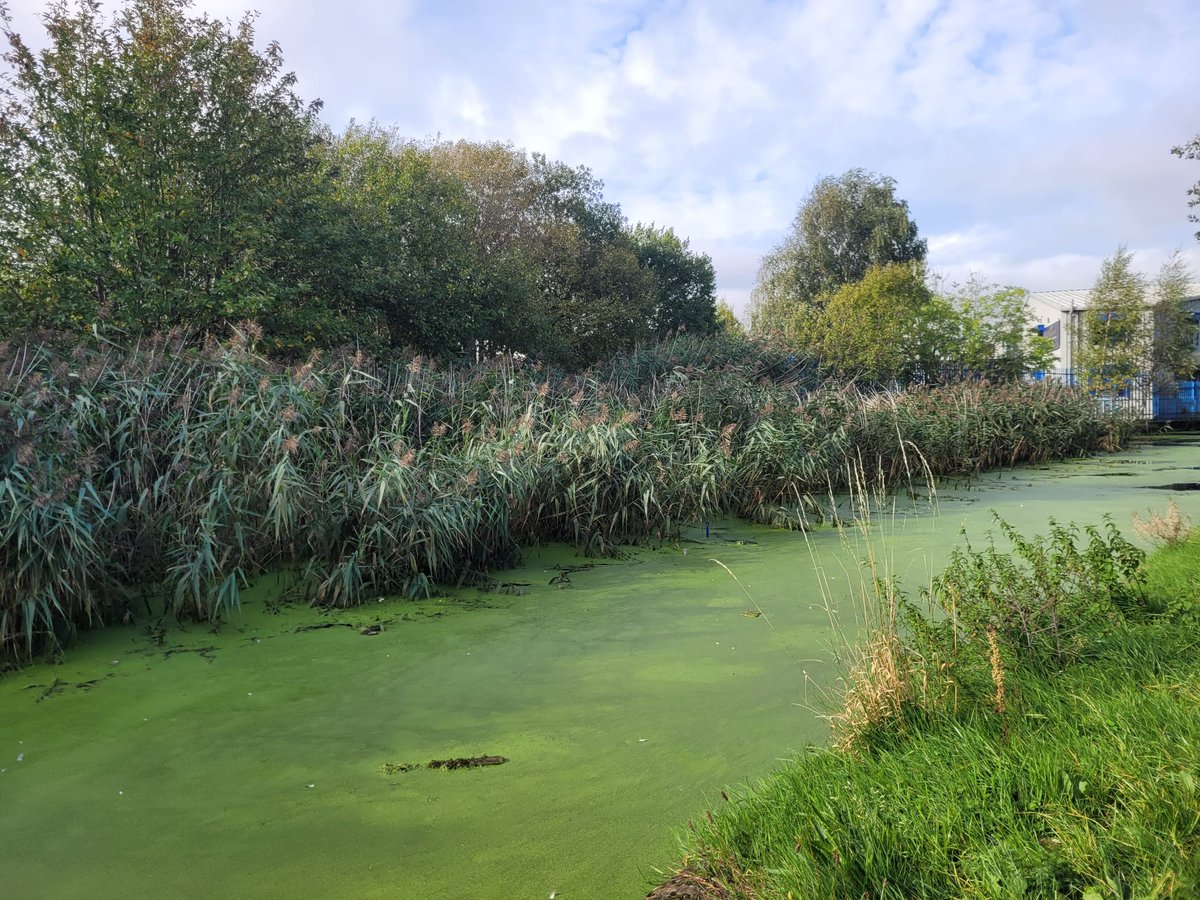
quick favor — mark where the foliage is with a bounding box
[630,224,717,337]
[1076,247,1152,395]
[0,333,1124,656]
[297,124,489,356]
[750,169,926,338]
[713,300,744,336]
[805,262,949,383]
[0,3,716,365]
[1149,251,1199,390]
[1173,132,1200,240]
[0,0,321,337]
[918,516,1147,670]
[939,275,1055,379]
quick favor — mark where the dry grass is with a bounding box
[1131,498,1192,547]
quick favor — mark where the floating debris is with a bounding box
[383,755,508,774]
[428,755,507,771]
[162,645,218,662]
[740,610,762,619]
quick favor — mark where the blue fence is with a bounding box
[1154,381,1200,421]
[1031,372,1200,422]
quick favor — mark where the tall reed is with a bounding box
[0,330,1130,655]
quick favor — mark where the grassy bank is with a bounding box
[654,524,1200,899]
[1,330,1132,655]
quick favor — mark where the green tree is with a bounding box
[0,0,321,336]
[425,141,659,367]
[629,224,716,336]
[1076,247,1151,395]
[289,124,487,356]
[750,169,926,338]
[938,276,1054,379]
[809,262,949,383]
[1172,134,1200,240]
[714,299,745,336]
[1149,251,1198,390]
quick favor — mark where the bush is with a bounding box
[913,516,1148,671]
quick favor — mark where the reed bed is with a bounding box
[1,330,1131,654]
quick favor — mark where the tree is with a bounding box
[750,169,926,338]
[714,300,745,336]
[937,276,1054,379]
[1149,251,1198,390]
[0,0,321,337]
[1076,247,1151,395]
[295,124,488,355]
[424,141,660,367]
[629,224,716,337]
[808,262,949,384]
[1172,134,1200,241]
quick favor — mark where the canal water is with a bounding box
[2,437,1198,898]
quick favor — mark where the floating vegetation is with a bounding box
[382,755,508,775]
[24,673,114,702]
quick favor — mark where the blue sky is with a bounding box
[9,0,1200,316]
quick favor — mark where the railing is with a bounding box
[1032,371,1200,421]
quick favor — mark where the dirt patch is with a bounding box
[646,869,730,899]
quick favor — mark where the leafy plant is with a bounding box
[918,515,1147,669]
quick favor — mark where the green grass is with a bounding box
[658,531,1200,899]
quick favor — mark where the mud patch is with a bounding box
[646,868,730,899]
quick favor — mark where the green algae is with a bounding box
[2,439,1199,899]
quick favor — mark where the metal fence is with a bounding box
[1032,371,1200,422]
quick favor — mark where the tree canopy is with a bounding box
[0,0,719,367]
[0,0,321,335]
[1076,247,1151,395]
[750,169,926,338]
[807,262,948,383]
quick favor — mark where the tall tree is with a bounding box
[425,141,660,367]
[1172,134,1200,240]
[629,224,716,337]
[937,275,1054,379]
[1149,251,1198,390]
[0,0,321,336]
[1076,247,1151,395]
[750,169,926,338]
[808,262,949,384]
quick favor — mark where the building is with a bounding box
[1026,282,1200,420]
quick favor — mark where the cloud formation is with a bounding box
[9,0,1199,314]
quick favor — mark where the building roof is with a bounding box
[1028,282,1200,313]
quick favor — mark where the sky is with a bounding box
[8,0,1200,318]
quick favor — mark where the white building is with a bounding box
[1026,282,1200,375]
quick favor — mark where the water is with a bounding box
[2,438,1198,899]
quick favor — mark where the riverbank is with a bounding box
[652,511,1200,898]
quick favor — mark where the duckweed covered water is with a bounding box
[2,438,1198,899]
